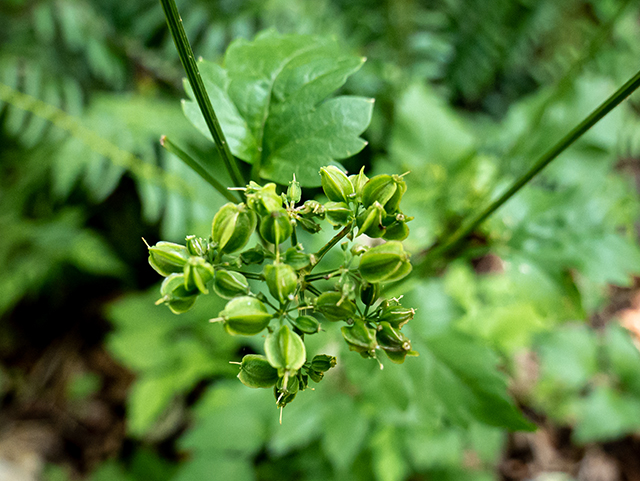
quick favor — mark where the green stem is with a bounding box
[160,136,240,203]
[305,269,341,282]
[306,284,322,297]
[310,222,353,270]
[159,0,245,188]
[423,67,640,267]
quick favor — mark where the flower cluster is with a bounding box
[146,166,416,412]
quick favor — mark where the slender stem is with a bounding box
[160,136,240,203]
[159,0,245,188]
[423,68,640,266]
[306,284,322,297]
[310,222,353,270]
[305,269,341,282]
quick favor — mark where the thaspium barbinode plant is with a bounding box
[147,167,417,415]
[152,0,640,420]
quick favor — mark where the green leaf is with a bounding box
[183,31,371,186]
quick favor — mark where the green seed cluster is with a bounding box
[146,166,416,411]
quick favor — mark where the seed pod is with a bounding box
[185,235,208,257]
[376,321,415,363]
[379,305,415,329]
[356,202,386,238]
[215,296,273,336]
[213,269,249,299]
[289,315,321,334]
[246,182,283,216]
[240,244,268,265]
[315,291,357,322]
[264,325,306,377]
[260,209,292,245]
[360,282,380,306]
[349,167,369,203]
[283,248,311,270]
[212,203,257,253]
[358,241,412,283]
[384,175,407,213]
[310,354,337,372]
[320,166,354,204]
[341,319,378,355]
[264,263,298,304]
[237,354,279,389]
[287,176,302,204]
[183,257,214,294]
[325,201,352,226]
[382,218,410,241]
[362,175,397,209]
[148,241,189,277]
[158,273,199,314]
[296,216,322,234]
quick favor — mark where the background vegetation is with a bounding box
[2,0,640,480]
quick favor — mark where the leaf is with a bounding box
[183,30,372,186]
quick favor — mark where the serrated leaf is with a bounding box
[183,31,371,186]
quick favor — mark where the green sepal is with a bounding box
[358,241,412,283]
[264,325,306,376]
[315,291,357,322]
[148,241,189,277]
[217,296,273,336]
[264,263,298,304]
[260,209,293,245]
[289,315,321,334]
[213,269,250,299]
[320,166,354,204]
[212,203,257,253]
[237,354,279,388]
[183,257,215,294]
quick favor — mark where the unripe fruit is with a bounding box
[246,182,283,215]
[315,291,357,322]
[215,296,273,336]
[341,319,378,356]
[325,201,352,226]
[320,166,354,203]
[349,167,369,203]
[264,263,298,304]
[185,235,207,256]
[183,257,214,294]
[158,273,199,314]
[212,203,257,253]
[356,202,386,238]
[287,176,302,203]
[289,315,321,334]
[213,269,249,299]
[360,282,380,306]
[148,241,189,277]
[358,241,412,283]
[379,305,415,329]
[265,325,306,377]
[237,354,279,388]
[362,174,397,209]
[260,209,292,245]
[376,321,414,363]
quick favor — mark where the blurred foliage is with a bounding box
[2,0,640,480]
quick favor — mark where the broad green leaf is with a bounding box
[183,30,371,186]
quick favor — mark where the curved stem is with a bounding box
[423,67,640,267]
[310,222,353,271]
[159,0,245,188]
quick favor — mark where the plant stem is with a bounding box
[160,136,240,203]
[305,269,341,282]
[310,222,353,270]
[159,0,245,188]
[424,67,640,266]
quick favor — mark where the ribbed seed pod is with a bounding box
[212,203,257,253]
[320,166,354,203]
[358,241,412,283]
[216,296,273,336]
[237,354,279,388]
[264,263,298,304]
[148,241,189,277]
[213,269,249,299]
[315,291,357,322]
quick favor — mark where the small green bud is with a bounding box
[289,315,321,334]
[315,291,357,322]
[158,273,199,314]
[240,244,268,265]
[215,296,273,336]
[324,201,353,226]
[356,202,386,238]
[379,305,415,329]
[260,209,293,245]
[296,216,321,234]
[237,354,279,388]
[320,166,354,203]
[360,282,380,306]
[283,248,311,270]
[212,203,257,253]
[184,257,215,294]
[264,263,298,304]
[376,321,416,363]
[310,354,337,372]
[185,235,208,257]
[213,269,249,299]
[265,325,306,377]
[359,241,412,283]
[148,241,189,277]
[349,167,369,203]
[287,176,302,203]
[362,175,397,209]
[246,182,283,215]
[341,319,378,356]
